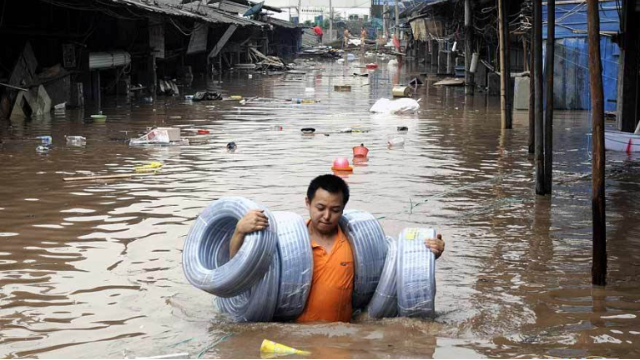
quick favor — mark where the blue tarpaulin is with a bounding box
[543,0,621,112]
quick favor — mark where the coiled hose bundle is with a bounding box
[367,236,398,319]
[272,211,313,321]
[182,197,278,298]
[215,251,280,322]
[397,228,437,318]
[339,210,388,310]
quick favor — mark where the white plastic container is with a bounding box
[388,136,405,148]
[66,136,87,147]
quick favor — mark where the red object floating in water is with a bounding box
[353,144,369,158]
[366,63,378,69]
[198,129,210,134]
[332,157,353,172]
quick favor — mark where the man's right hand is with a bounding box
[236,209,269,235]
[230,209,269,258]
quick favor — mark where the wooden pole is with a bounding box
[534,0,545,194]
[498,0,512,129]
[529,35,535,154]
[465,0,474,95]
[544,0,555,193]
[587,0,607,286]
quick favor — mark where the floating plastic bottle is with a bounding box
[36,136,52,145]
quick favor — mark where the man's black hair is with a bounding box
[307,174,350,206]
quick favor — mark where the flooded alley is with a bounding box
[1,58,640,358]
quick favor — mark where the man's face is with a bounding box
[306,188,345,235]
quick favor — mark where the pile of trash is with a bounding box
[157,79,180,96]
[250,48,291,71]
[191,91,223,101]
[299,46,343,59]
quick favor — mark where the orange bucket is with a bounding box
[353,144,369,158]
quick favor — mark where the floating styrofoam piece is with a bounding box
[129,128,185,146]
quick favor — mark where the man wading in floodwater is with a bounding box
[229,174,445,322]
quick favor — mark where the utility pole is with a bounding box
[329,0,333,42]
[297,0,302,25]
[586,0,607,286]
[544,0,555,193]
[395,0,399,40]
[383,0,387,39]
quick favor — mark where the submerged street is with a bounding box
[1,59,640,358]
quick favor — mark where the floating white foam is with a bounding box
[601,314,637,319]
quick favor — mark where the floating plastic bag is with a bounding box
[370,98,420,114]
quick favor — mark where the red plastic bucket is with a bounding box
[352,145,369,158]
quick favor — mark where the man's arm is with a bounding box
[229,209,269,258]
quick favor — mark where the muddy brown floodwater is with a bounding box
[1,57,640,359]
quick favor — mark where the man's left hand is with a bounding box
[425,234,445,259]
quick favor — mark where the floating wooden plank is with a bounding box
[0,82,28,92]
[63,172,157,182]
[433,78,465,86]
[209,24,238,58]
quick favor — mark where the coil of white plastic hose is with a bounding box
[182,197,278,298]
[339,209,388,310]
[367,236,398,319]
[215,250,280,322]
[397,228,436,318]
[272,211,313,321]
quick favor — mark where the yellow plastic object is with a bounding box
[260,340,310,357]
[230,95,243,100]
[135,161,163,173]
[301,99,316,104]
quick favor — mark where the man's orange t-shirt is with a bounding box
[296,223,354,323]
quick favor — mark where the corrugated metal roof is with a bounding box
[180,2,266,26]
[265,16,297,29]
[106,0,263,26]
[542,0,619,39]
[209,0,296,28]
